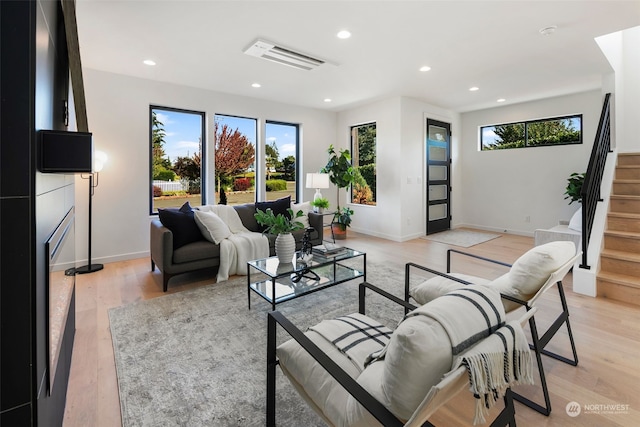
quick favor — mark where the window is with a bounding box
[351,122,376,205]
[265,121,299,202]
[481,115,582,151]
[150,106,205,213]
[213,114,257,205]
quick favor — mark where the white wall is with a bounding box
[336,96,458,241]
[77,69,336,264]
[459,90,603,235]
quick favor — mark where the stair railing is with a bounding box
[580,93,611,269]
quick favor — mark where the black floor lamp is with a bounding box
[75,150,107,274]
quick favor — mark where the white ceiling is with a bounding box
[75,0,640,113]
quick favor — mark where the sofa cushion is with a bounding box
[233,203,259,232]
[193,210,232,244]
[158,202,203,249]
[255,196,291,231]
[173,240,221,264]
[291,201,311,229]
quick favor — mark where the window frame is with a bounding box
[149,105,206,215]
[350,121,377,206]
[265,120,300,203]
[480,114,583,151]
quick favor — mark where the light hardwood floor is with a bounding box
[63,230,640,426]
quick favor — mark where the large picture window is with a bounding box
[351,122,376,205]
[150,106,205,213]
[481,115,582,151]
[213,114,257,205]
[265,121,299,202]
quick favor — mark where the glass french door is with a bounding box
[426,119,451,234]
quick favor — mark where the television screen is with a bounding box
[39,130,93,173]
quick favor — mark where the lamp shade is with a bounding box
[306,173,330,189]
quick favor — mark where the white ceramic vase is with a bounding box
[275,233,295,264]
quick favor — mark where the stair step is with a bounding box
[615,165,640,180]
[617,153,640,166]
[607,212,640,232]
[609,194,640,213]
[600,249,640,276]
[612,179,640,196]
[597,271,640,306]
[604,230,640,252]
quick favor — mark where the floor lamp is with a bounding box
[76,150,107,274]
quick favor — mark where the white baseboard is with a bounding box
[454,223,534,238]
[76,250,150,266]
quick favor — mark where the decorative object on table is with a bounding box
[312,242,345,255]
[309,197,329,214]
[305,172,330,203]
[298,227,314,264]
[254,207,305,263]
[322,145,355,238]
[331,207,354,240]
[75,150,108,274]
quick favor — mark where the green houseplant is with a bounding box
[254,208,304,263]
[310,197,329,213]
[322,145,355,238]
[564,172,585,205]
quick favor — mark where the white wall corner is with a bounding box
[572,265,597,297]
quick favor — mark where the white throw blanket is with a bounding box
[199,205,269,282]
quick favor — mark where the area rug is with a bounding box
[109,262,428,426]
[421,229,501,248]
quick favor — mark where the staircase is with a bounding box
[598,153,640,306]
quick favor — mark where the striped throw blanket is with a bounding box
[308,313,393,372]
[453,320,534,425]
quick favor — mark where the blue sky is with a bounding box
[153,108,297,164]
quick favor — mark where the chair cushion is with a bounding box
[193,210,231,244]
[487,241,576,307]
[411,273,491,305]
[173,240,221,264]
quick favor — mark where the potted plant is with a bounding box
[564,172,585,232]
[310,197,329,213]
[322,145,355,238]
[254,208,305,263]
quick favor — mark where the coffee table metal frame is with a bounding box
[247,248,366,310]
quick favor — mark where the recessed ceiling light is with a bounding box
[469,86,479,92]
[337,30,351,39]
[497,98,506,103]
[539,25,557,36]
[419,66,431,72]
[324,98,332,103]
[143,59,156,66]
[251,83,261,88]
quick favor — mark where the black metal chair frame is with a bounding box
[267,281,519,427]
[404,248,579,416]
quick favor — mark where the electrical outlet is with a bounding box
[525,216,531,223]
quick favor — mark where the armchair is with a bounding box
[405,241,580,416]
[267,282,535,426]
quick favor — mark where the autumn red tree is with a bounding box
[214,122,255,195]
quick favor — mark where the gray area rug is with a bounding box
[109,261,428,426]
[421,229,501,248]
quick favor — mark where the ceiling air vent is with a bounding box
[243,39,325,71]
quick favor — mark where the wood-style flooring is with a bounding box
[63,230,640,426]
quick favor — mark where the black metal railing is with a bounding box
[580,93,611,269]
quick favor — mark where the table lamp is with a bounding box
[306,173,330,201]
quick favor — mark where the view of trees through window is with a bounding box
[481,115,582,150]
[213,115,299,205]
[351,122,377,205]
[150,106,204,213]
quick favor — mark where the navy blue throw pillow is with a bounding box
[158,202,203,249]
[255,196,292,232]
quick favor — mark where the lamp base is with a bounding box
[74,263,104,274]
[314,189,323,201]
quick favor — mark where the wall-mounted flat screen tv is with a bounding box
[39,130,93,173]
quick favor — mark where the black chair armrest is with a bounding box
[267,311,403,427]
[446,248,512,273]
[358,282,417,316]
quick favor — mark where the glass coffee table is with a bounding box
[247,247,366,310]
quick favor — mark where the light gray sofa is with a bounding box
[150,202,323,291]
